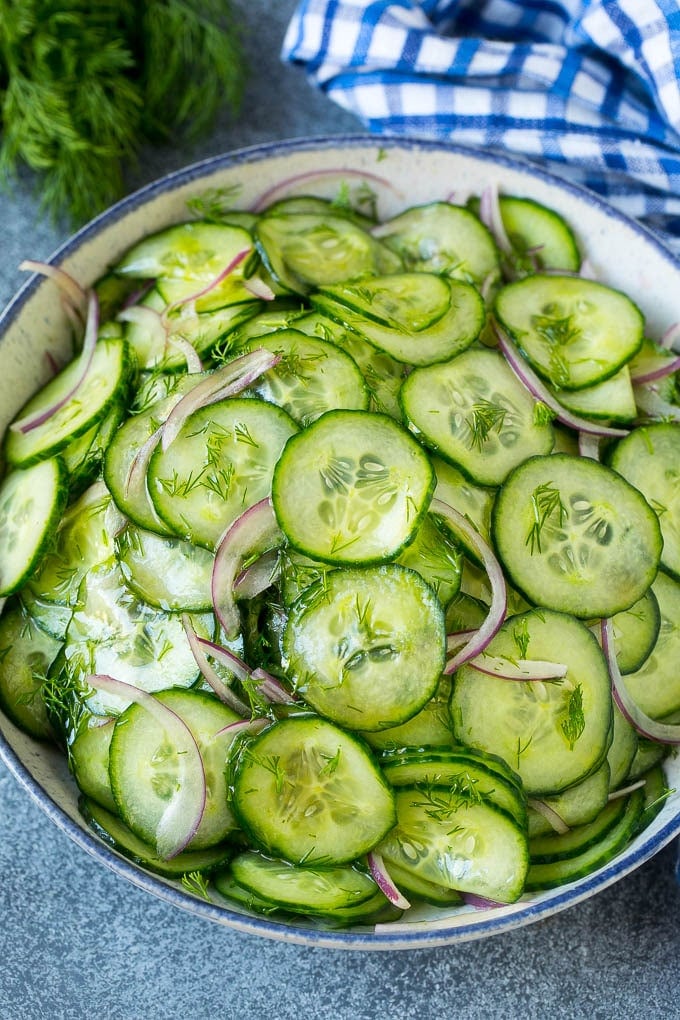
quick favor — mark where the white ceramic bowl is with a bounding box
[1,136,679,950]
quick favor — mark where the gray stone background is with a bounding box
[1,4,680,1018]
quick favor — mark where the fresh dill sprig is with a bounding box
[525,481,567,554]
[560,683,585,750]
[181,870,210,901]
[0,0,246,225]
[465,399,508,451]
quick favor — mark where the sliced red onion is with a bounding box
[431,498,507,673]
[11,288,99,434]
[20,258,87,319]
[367,852,411,910]
[608,779,646,801]
[244,276,276,301]
[85,673,206,858]
[446,629,479,655]
[213,716,270,739]
[578,431,602,460]
[469,654,567,681]
[478,184,512,254]
[527,797,570,834]
[167,335,204,374]
[233,548,281,599]
[250,667,298,705]
[182,616,250,716]
[630,353,680,385]
[660,322,680,350]
[195,635,251,683]
[495,327,629,438]
[601,617,680,745]
[118,303,168,345]
[160,348,280,452]
[123,424,163,500]
[579,258,598,280]
[460,892,506,909]
[634,382,680,422]
[251,167,398,213]
[212,497,283,640]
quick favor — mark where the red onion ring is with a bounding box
[431,498,507,673]
[181,616,250,716]
[601,617,680,745]
[251,167,399,213]
[367,852,411,910]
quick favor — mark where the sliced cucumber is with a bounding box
[609,422,680,579]
[313,276,484,366]
[401,346,554,486]
[377,785,528,903]
[527,762,611,838]
[148,396,298,549]
[109,688,241,851]
[525,788,644,890]
[394,511,462,607]
[622,570,680,719]
[360,675,455,751]
[70,718,117,812]
[5,337,131,467]
[229,851,378,915]
[610,587,660,676]
[115,523,215,612]
[492,453,662,618]
[494,275,644,390]
[272,409,434,565]
[373,201,500,286]
[0,457,68,596]
[450,609,613,796]
[81,796,233,878]
[232,715,396,865]
[497,195,581,274]
[254,212,401,295]
[529,792,629,863]
[552,366,636,423]
[231,328,369,424]
[0,603,60,739]
[282,564,445,731]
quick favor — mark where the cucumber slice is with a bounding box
[115,221,255,285]
[292,309,406,419]
[401,346,555,486]
[609,422,680,579]
[374,202,500,286]
[380,747,528,829]
[115,523,215,612]
[148,396,298,549]
[109,688,241,851]
[0,604,60,739]
[494,275,644,390]
[381,860,463,907]
[28,481,124,608]
[377,785,528,903]
[254,212,401,295]
[432,456,495,557]
[313,276,484,366]
[492,453,662,618]
[525,788,644,890]
[552,366,636,423]
[529,792,628,863]
[272,409,434,565]
[5,337,131,467]
[229,851,378,915]
[0,457,68,596]
[450,609,613,796]
[232,328,369,424]
[497,195,581,274]
[80,796,233,878]
[610,587,660,676]
[606,704,638,791]
[282,564,445,731]
[232,715,396,865]
[360,675,455,750]
[621,570,680,719]
[527,762,610,837]
[394,512,462,607]
[70,718,117,812]
[62,559,214,716]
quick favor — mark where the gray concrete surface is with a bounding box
[1,4,680,1017]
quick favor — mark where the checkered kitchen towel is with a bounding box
[282,0,680,254]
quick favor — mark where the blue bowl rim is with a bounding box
[1,132,679,950]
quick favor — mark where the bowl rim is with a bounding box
[2,132,680,950]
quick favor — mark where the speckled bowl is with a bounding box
[1,136,679,950]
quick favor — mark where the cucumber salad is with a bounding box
[1,174,679,927]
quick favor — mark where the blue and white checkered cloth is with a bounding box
[282,0,680,253]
